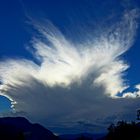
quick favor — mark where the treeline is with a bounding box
[105,121,140,140]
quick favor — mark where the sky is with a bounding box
[0,0,140,134]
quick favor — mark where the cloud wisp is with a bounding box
[0,9,139,133]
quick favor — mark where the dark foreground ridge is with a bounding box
[0,117,57,140]
[0,117,140,140]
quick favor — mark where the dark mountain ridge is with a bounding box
[0,117,140,140]
[0,117,57,140]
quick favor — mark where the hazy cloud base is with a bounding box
[0,9,140,133]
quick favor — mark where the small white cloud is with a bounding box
[122,84,140,98]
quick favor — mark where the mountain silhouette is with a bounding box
[1,117,140,140]
[0,117,58,140]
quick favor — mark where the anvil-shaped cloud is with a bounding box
[0,10,140,133]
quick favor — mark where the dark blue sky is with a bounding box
[0,0,140,115]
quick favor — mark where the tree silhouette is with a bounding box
[106,121,140,140]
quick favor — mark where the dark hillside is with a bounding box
[0,117,57,140]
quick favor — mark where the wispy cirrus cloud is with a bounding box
[0,9,139,133]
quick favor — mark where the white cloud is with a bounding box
[0,9,140,133]
[122,84,140,98]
